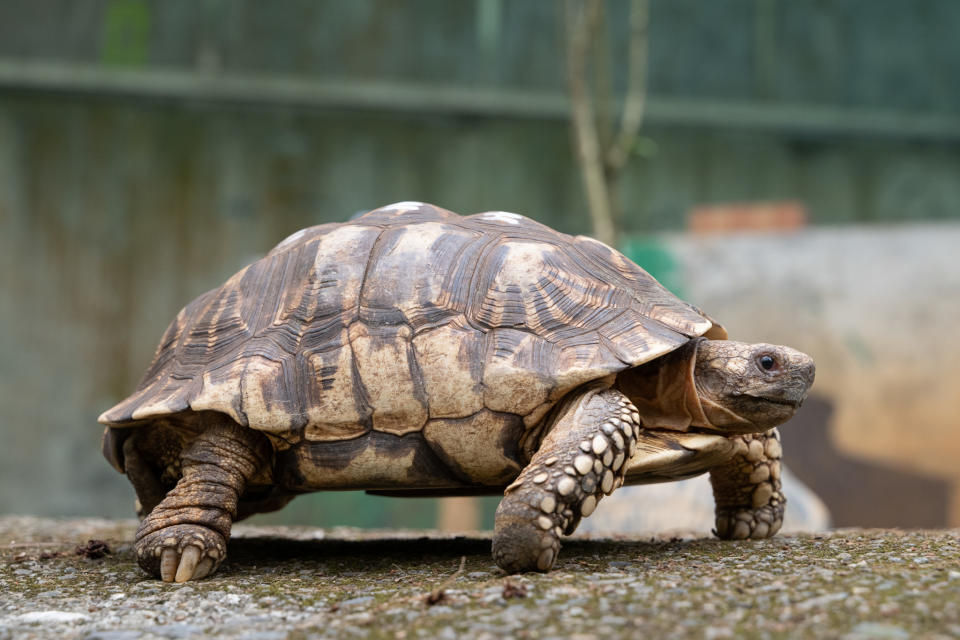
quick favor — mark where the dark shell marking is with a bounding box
[101,202,718,460]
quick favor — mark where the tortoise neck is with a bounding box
[614,338,710,431]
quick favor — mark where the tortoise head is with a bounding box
[616,338,815,434]
[692,339,815,432]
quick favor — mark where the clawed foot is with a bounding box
[493,388,639,573]
[135,524,226,582]
[492,515,562,574]
[710,429,785,541]
[715,503,783,540]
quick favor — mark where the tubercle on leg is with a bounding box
[710,429,784,539]
[493,389,641,573]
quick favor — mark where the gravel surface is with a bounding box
[1,516,958,639]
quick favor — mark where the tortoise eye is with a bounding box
[758,355,776,371]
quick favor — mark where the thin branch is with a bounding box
[424,556,466,606]
[591,0,615,152]
[565,0,617,247]
[606,0,649,173]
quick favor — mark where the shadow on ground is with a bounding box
[224,533,685,573]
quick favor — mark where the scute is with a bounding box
[347,322,428,436]
[422,410,525,485]
[411,324,485,419]
[482,328,554,415]
[301,329,370,441]
[359,221,480,331]
[100,204,721,445]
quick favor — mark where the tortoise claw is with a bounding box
[192,557,215,580]
[160,548,178,582]
[174,545,202,582]
[135,524,226,582]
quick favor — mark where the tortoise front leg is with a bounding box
[709,428,784,539]
[134,418,271,582]
[492,387,640,573]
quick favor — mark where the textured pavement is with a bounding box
[1,516,958,639]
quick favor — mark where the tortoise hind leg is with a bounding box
[709,428,784,539]
[134,418,271,582]
[492,387,640,573]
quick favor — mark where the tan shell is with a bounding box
[100,202,724,446]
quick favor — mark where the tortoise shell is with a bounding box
[101,202,724,457]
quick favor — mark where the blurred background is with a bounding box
[1,0,958,532]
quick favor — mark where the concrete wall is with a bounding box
[650,224,960,526]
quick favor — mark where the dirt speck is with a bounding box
[423,588,449,606]
[502,579,528,599]
[74,539,111,559]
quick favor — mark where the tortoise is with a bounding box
[100,201,815,582]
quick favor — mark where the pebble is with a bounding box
[843,623,909,639]
[14,611,92,624]
[143,624,203,638]
[84,631,143,640]
[795,592,849,611]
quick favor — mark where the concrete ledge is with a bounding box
[1,517,957,639]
